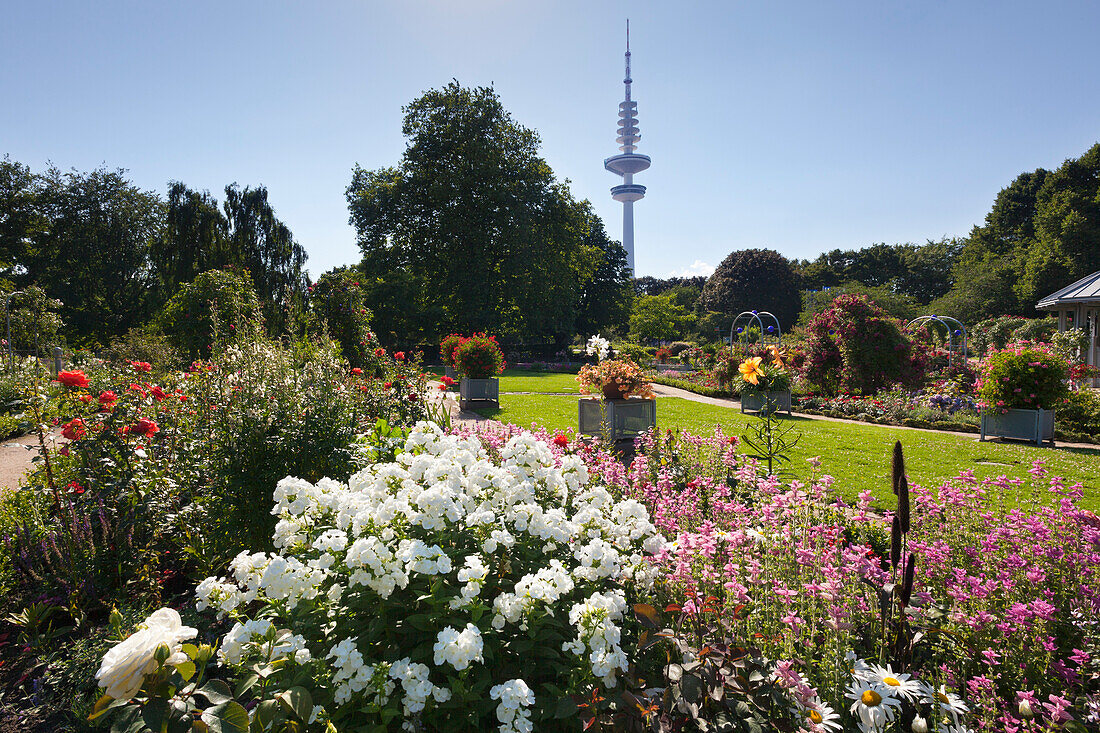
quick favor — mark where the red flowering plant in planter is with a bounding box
[976,341,1069,413]
[439,333,464,369]
[453,333,506,379]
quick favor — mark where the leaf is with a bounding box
[142,699,169,731]
[200,701,249,733]
[196,679,233,704]
[554,697,578,719]
[182,643,199,660]
[277,687,313,722]
[176,660,197,683]
[253,699,281,728]
[681,674,704,704]
[233,674,260,698]
[633,603,660,629]
[88,693,128,721]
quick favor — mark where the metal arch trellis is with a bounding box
[730,311,782,349]
[906,315,968,368]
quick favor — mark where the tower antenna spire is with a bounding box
[604,19,650,275]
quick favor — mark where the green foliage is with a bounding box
[699,248,801,329]
[307,269,377,368]
[797,239,961,305]
[439,333,464,367]
[969,315,1055,355]
[2,285,64,353]
[347,82,600,345]
[798,281,921,325]
[1059,389,1100,437]
[977,346,1069,411]
[101,326,184,374]
[156,269,261,360]
[629,293,695,342]
[453,333,506,379]
[937,143,1100,319]
[612,341,653,367]
[574,214,633,337]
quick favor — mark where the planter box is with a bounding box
[980,407,1055,446]
[740,390,792,416]
[444,365,457,381]
[459,377,499,410]
[579,398,656,441]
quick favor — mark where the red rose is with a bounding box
[150,385,168,401]
[351,368,363,375]
[98,391,118,406]
[394,351,405,361]
[437,384,447,391]
[61,418,86,441]
[441,375,456,387]
[130,361,152,373]
[384,382,392,389]
[79,394,93,404]
[124,418,159,438]
[553,434,569,448]
[56,370,90,388]
[375,348,386,358]
[408,393,418,401]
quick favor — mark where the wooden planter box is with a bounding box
[579,398,656,441]
[459,377,499,410]
[740,390,792,416]
[980,407,1055,446]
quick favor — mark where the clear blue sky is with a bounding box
[4,1,1099,279]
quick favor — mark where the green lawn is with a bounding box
[427,369,580,394]
[473,395,1100,511]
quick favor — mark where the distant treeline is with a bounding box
[0,157,308,345]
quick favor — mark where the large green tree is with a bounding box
[699,248,801,329]
[346,82,599,346]
[575,210,633,337]
[27,166,164,342]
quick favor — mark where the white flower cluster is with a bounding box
[490,679,535,733]
[218,618,310,666]
[194,422,666,728]
[433,623,484,671]
[562,591,630,687]
[586,334,611,362]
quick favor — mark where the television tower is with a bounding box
[604,19,650,275]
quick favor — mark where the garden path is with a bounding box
[0,429,62,494]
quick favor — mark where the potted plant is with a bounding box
[577,357,655,400]
[440,333,464,380]
[977,342,1069,445]
[734,347,792,415]
[576,355,656,441]
[453,333,505,409]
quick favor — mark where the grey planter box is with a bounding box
[980,407,1055,446]
[579,398,657,441]
[740,390,792,416]
[459,377,499,410]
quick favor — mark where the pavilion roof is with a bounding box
[1036,269,1100,309]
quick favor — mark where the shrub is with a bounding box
[1,286,63,353]
[612,341,651,367]
[969,315,1055,355]
[453,333,505,378]
[977,342,1070,411]
[146,425,665,731]
[667,341,694,357]
[1060,388,1100,436]
[307,270,379,369]
[156,269,261,359]
[101,326,184,373]
[801,294,928,395]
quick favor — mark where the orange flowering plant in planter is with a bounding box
[577,358,655,400]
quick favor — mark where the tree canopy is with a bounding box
[346,82,612,346]
[699,248,801,329]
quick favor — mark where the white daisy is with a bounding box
[866,663,925,701]
[792,695,842,731]
[847,681,901,732]
[928,685,969,720]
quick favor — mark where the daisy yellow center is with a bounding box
[883,677,901,686]
[808,710,823,724]
[861,690,883,707]
[936,693,950,704]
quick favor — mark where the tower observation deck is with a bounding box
[603,20,650,275]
